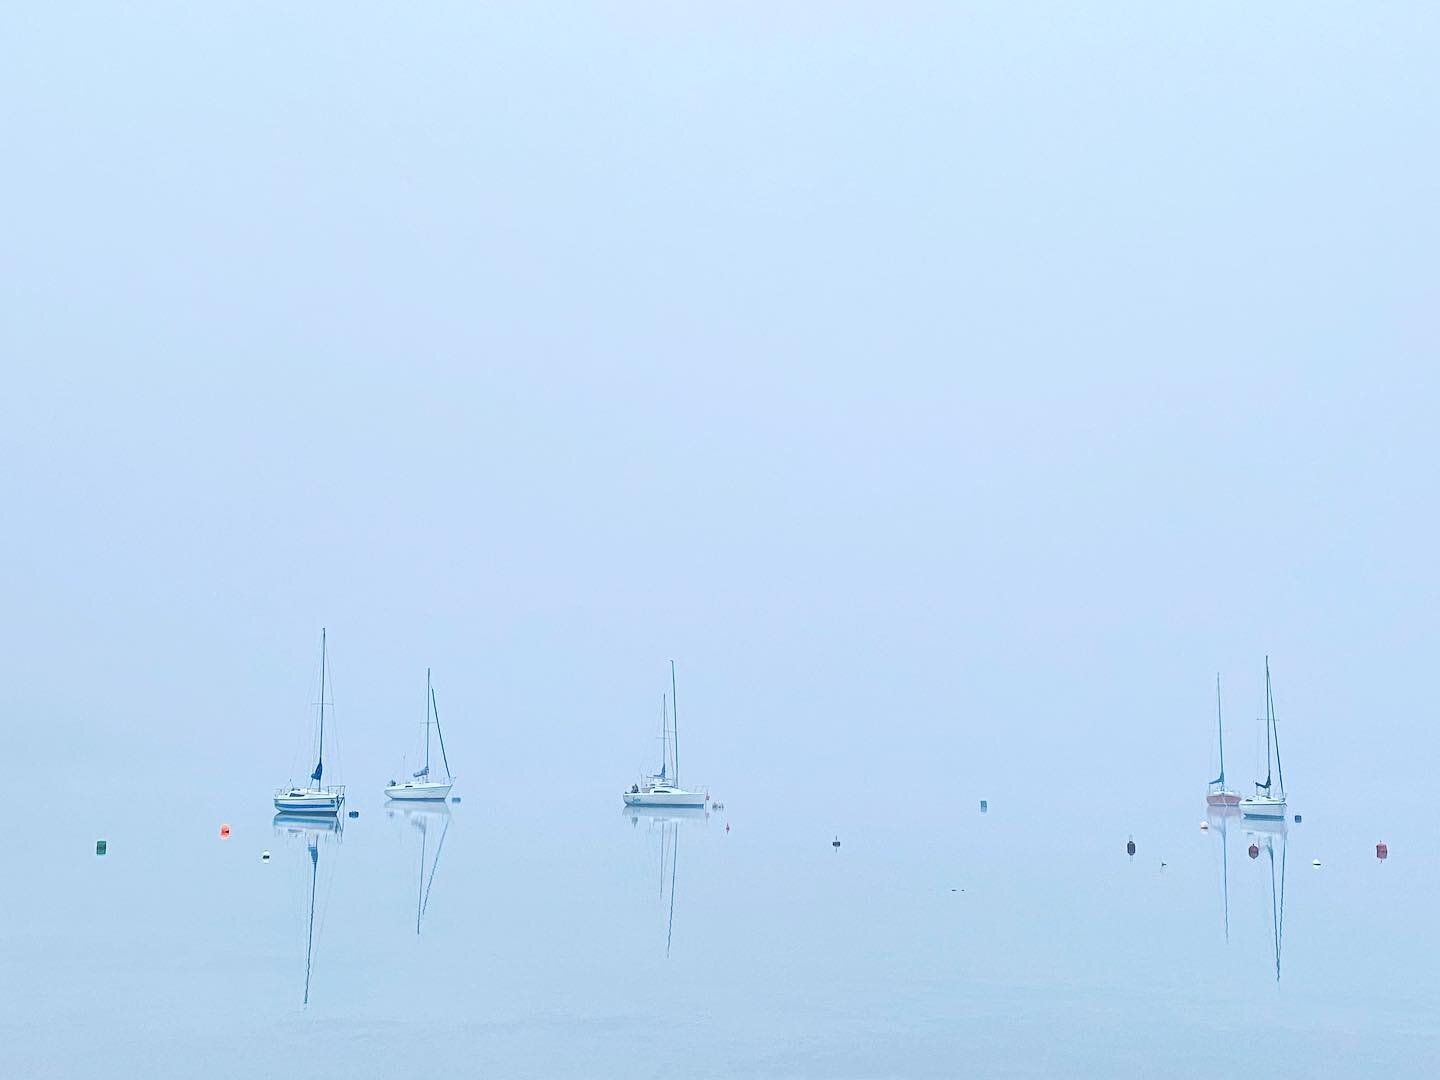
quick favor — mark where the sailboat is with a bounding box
[1207,673,1241,807]
[623,661,707,809]
[1239,657,1287,819]
[385,668,455,801]
[274,629,346,815]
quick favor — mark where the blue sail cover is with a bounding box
[1210,771,1225,786]
[412,766,429,779]
[311,761,323,783]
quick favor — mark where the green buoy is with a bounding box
[95,839,107,855]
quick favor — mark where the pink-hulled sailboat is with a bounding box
[1207,673,1241,807]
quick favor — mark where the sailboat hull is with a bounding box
[623,790,706,808]
[1207,791,1242,807]
[1240,795,1287,819]
[273,787,345,814]
[385,781,454,801]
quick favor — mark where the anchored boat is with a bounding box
[1207,673,1241,807]
[385,668,455,801]
[1239,657,1287,820]
[274,629,346,815]
[623,661,707,809]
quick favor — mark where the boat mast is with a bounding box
[424,668,432,779]
[1215,673,1225,787]
[314,628,327,788]
[1268,657,1285,797]
[670,660,680,787]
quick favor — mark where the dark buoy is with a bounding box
[451,797,461,803]
[1248,842,1260,859]
[979,800,988,813]
[95,839,107,856]
[832,836,841,850]
[1293,814,1302,824]
[1126,835,1136,858]
[347,810,359,818]
[1377,841,1388,860]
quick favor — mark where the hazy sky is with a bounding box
[2,4,1436,817]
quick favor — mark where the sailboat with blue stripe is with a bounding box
[274,629,346,815]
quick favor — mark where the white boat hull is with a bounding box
[273,786,345,814]
[623,789,706,808]
[385,780,454,801]
[1240,795,1287,819]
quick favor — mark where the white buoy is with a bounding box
[261,850,271,862]
[1312,858,1321,867]
[1199,821,1209,830]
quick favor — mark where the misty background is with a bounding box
[2,3,1436,825]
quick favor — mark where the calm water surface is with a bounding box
[4,781,1437,1078]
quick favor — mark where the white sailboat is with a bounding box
[385,668,455,801]
[274,629,346,815]
[623,661,707,809]
[1239,657,1287,819]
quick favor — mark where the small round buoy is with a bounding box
[724,822,730,833]
[219,823,231,838]
[1312,858,1322,868]
[260,850,271,862]
[1126,836,1136,857]
[451,797,461,803]
[1160,860,1167,868]
[1293,814,1302,823]
[832,836,841,849]
[1248,843,1259,859]
[1377,842,1388,860]
[347,810,359,818]
[1199,821,1209,831]
[95,839,107,856]
[979,800,988,813]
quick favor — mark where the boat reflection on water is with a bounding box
[624,805,708,958]
[273,811,343,1005]
[1246,820,1288,984]
[1206,806,1240,943]
[385,803,452,935]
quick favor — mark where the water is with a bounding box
[5,780,1438,1078]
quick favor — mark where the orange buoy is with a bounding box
[1377,841,1388,860]
[1248,842,1259,859]
[219,823,231,839]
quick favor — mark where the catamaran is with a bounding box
[274,629,346,815]
[623,662,707,809]
[1239,657,1287,819]
[385,668,455,801]
[1207,673,1241,807]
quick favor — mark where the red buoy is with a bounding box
[1248,842,1259,859]
[219,823,231,839]
[1377,841,1388,860]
